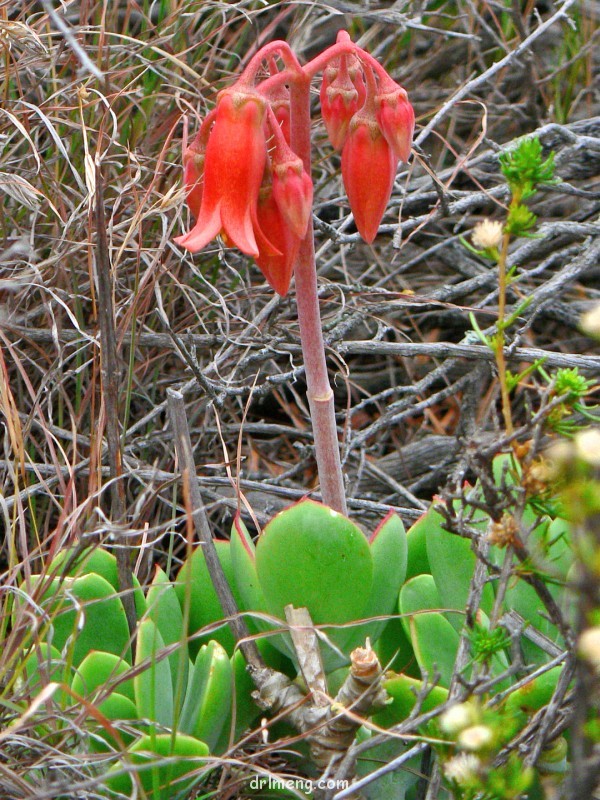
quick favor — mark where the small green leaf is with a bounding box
[179,640,232,751]
[48,573,132,666]
[175,539,242,659]
[72,650,134,702]
[104,732,209,800]
[147,566,189,702]
[134,619,174,729]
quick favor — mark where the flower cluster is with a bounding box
[175,31,414,296]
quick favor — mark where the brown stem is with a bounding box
[495,231,514,437]
[167,388,264,672]
[94,165,137,642]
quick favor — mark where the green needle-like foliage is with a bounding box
[499,136,556,199]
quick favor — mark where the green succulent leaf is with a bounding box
[256,500,372,626]
[147,566,189,702]
[405,508,433,580]
[44,573,132,666]
[49,547,146,619]
[179,640,232,751]
[424,503,495,631]
[104,732,209,800]
[344,511,407,651]
[504,665,564,718]
[22,642,70,707]
[72,650,134,703]
[134,619,174,730]
[89,692,139,753]
[229,515,269,626]
[399,575,460,687]
[175,538,242,659]
[374,616,418,676]
[373,672,448,729]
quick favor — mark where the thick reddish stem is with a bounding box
[289,76,347,516]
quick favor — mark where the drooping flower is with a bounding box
[320,55,366,151]
[175,89,268,257]
[342,113,398,243]
[253,184,301,296]
[375,85,415,162]
[267,129,313,240]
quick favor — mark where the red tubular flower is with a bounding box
[376,85,415,162]
[271,156,313,239]
[320,55,365,151]
[253,185,301,296]
[342,114,398,244]
[175,90,268,257]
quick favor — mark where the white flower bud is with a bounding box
[457,724,493,752]
[439,702,476,735]
[579,627,600,670]
[574,429,600,467]
[581,304,600,339]
[443,753,481,785]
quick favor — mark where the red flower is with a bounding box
[253,185,301,297]
[342,115,398,243]
[175,90,267,257]
[271,156,313,239]
[320,55,366,151]
[376,86,415,162]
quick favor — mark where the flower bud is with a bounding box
[574,428,600,467]
[581,303,600,339]
[457,724,494,752]
[376,85,415,162]
[440,703,476,736]
[253,185,300,297]
[272,159,313,239]
[443,753,481,785]
[320,56,365,151]
[342,114,398,243]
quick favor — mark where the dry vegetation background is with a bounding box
[0,0,599,797]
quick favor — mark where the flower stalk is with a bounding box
[175,31,414,515]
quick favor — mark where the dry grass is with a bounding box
[0,0,598,797]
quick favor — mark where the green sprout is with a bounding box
[499,137,556,199]
[468,623,511,666]
[504,203,537,236]
[553,367,593,402]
